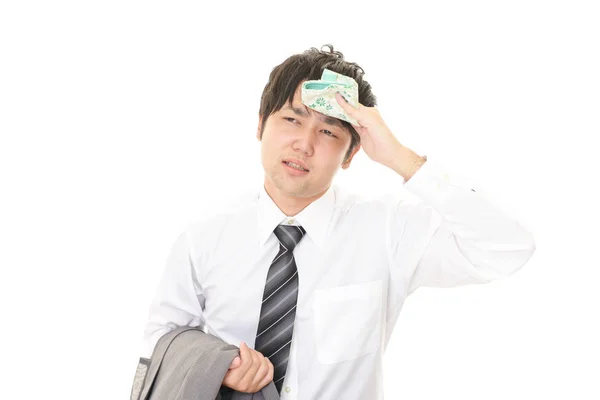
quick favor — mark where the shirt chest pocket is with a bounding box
[312,279,383,364]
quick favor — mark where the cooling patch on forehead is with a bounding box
[301,68,359,126]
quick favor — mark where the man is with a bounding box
[142,45,536,399]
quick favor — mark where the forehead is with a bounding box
[282,85,347,130]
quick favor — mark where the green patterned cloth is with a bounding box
[301,68,359,126]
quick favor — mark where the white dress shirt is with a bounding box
[142,158,536,400]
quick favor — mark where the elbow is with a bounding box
[520,236,536,270]
[464,232,536,281]
[501,233,536,277]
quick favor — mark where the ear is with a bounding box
[256,115,263,141]
[341,144,362,169]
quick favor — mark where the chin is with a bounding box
[277,180,312,197]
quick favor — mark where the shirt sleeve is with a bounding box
[142,227,206,357]
[388,157,536,297]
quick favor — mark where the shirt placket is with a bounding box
[279,334,298,399]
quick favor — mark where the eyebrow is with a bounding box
[283,105,346,130]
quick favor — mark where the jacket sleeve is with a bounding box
[142,227,206,357]
[387,158,536,296]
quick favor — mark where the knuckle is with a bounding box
[241,380,251,392]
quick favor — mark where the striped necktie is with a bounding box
[254,224,306,394]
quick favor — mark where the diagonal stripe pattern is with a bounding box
[254,224,306,394]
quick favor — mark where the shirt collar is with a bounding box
[256,184,336,249]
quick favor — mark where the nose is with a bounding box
[291,124,316,156]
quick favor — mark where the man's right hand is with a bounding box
[222,341,274,393]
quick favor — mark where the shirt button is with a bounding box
[285,386,291,393]
[287,218,294,224]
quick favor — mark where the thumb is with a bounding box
[229,356,241,369]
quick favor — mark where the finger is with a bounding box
[239,346,262,391]
[249,355,269,390]
[258,357,275,389]
[239,342,250,361]
[229,356,241,369]
[224,348,246,384]
[236,342,252,374]
[247,347,262,376]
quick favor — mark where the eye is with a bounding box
[321,129,336,137]
[284,117,298,123]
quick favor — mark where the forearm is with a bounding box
[385,143,427,182]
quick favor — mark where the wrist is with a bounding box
[388,145,427,181]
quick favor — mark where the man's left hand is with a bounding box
[336,92,426,181]
[335,92,403,169]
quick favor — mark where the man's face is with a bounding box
[257,84,360,199]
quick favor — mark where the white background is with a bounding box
[1,1,599,399]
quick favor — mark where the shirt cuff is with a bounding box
[402,156,480,208]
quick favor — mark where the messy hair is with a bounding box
[258,44,377,163]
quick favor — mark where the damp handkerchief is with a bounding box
[301,68,359,126]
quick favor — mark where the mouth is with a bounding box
[282,160,310,174]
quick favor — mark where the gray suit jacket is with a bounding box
[131,326,280,400]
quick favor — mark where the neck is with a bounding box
[263,179,328,216]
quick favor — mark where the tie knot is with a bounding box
[273,224,306,251]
